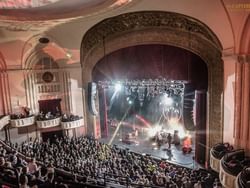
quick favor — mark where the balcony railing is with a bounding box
[0,115,10,130]
[210,149,221,173]
[220,159,237,188]
[37,117,61,129]
[10,116,35,128]
[61,118,84,130]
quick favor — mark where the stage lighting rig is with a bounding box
[98,79,187,98]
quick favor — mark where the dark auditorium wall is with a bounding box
[92,44,208,90]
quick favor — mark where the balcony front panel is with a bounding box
[61,118,84,130]
[210,150,220,173]
[0,115,10,130]
[10,116,35,128]
[219,159,237,188]
[37,117,61,129]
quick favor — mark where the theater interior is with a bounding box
[0,0,249,188]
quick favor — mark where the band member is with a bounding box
[167,133,172,149]
[173,130,180,145]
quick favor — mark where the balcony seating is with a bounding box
[210,143,233,173]
[236,167,250,188]
[37,117,61,129]
[220,150,250,188]
[10,115,35,128]
[0,115,10,130]
[61,118,83,130]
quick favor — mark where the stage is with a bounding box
[100,125,198,169]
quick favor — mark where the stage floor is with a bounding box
[100,126,197,169]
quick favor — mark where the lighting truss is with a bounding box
[98,79,187,97]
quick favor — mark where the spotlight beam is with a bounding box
[135,114,152,128]
[108,106,132,145]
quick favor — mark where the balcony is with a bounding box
[10,116,35,128]
[61,118,84,130]
[37,117,61,129]
[210,150,220,173]
[220,159,237,188]
[210,143,233,173]
[0,115,10,130]
[236,167,250,188]
[219,150,250,188]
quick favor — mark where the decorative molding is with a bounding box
[237,54,250,63]
[10,116,35,128]
[61,118,84,130]
[81,11,222,59]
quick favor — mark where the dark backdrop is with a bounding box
[92,44,207,90]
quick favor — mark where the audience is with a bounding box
[61,114,81,122]
[0,136,227,187]
[36,112,60,121]
[2,136,217,188]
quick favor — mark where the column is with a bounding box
[234,55,250,153]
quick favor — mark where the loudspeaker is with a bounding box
[183,83,196,130]
[88,82,98,115]
[195,90,207,165]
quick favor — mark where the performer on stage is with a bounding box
[167,133,172,149]
[182,135,192,154]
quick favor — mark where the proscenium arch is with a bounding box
[0,52,11,114]
[81,11,223,157]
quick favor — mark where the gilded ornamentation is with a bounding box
[81,11,222,56]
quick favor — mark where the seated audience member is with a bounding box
[3,135,219,188]
[0,156,5,167]
[19,174,30,188]
[28,158,38,174]
[39,172,55,188]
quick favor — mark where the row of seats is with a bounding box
[211,143,233,160]
[210,143,250,188]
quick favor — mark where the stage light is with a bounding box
[147,125,162,137]
[168,122,187,139]
[162,95,173,106]
[128,100,133,105]
[114,82,122,92]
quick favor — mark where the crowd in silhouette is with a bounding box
[0,136,221,188]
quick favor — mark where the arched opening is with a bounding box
[81,11,223,164]
[0,53,11,115]
[24,53,72,114]
[93,44,208,165]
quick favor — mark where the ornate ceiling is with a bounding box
[0,0,132,21]
[0,0,62,9]
[0,0,248,68]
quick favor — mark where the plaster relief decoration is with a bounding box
[0,0,61,9]
[24,55,72,114]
